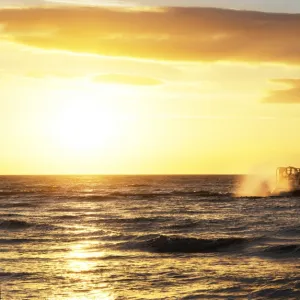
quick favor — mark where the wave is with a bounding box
[0,220,33,230]
[120,235,298,256]
[54,215,79,220]
[127,235,252,253]
[0,219,60,231]
[0,190,37,197]
[0,202,38,209]
[49,207,88,212]
[95,216,173,225]
[0,238,51,244]
[127,184,149,187]
[251,288,298,299]
[109,191,171,198]
[70,195,116,202]
[0,271,33,279]
[109,190,232,199]
[0,189,233,203]
[263,244,300,257]
[278,226,300,236]
[171,190,232,197]
[167,220,201,230]
[0,213,23,217]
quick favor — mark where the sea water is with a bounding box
[0,175,299,299]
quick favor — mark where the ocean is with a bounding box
[0,175,299,299]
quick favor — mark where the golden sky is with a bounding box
[1,5,300,174]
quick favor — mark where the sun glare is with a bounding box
[50,84,129,155]
[56,104,115,151]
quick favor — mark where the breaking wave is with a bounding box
[263,244,300,257]
[251,288,298,299]
[123,235,253,253]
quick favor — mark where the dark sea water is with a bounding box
[0,175,299,300]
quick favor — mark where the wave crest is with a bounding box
[141,235,249,253]
[0,219,59,231]
[263,244,300,256]
[0,220,33,230]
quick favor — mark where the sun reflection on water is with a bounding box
[67,242,105,273]
[61,242,115,299]
[67,260,95,273]
[50,290,115,300]
[64,291,114,300]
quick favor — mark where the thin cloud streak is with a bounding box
[263,79,300,104]
[93,73,163,86]
[45,0,135,6]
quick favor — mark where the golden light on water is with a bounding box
[56,290,115,300]
[67,242,105,273]
[64,292,114,300]
[68,243,106,259]
[67,260,95,273]
[63,242,115,300]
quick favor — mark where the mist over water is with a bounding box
[0,175,299,299]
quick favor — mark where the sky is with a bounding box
[1,1,300,174]
[1,0,300,13]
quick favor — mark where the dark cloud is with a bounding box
[93,73,163,86]
[263,79,300,103]
[0,7,300,63]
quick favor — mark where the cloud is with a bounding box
[263,79,300,103]
[0,0,45,7]
[44,0,136,6]
[93,73,162,86]
[0,7,300,64]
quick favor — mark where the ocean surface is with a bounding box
[0,175,299,300]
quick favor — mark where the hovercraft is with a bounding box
[273,166,300,196]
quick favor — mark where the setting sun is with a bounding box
[51,89,123,154]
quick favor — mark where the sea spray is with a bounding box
[235,166,276,197]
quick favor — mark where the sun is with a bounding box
[56,103,115,152]
[50,85,126,155]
